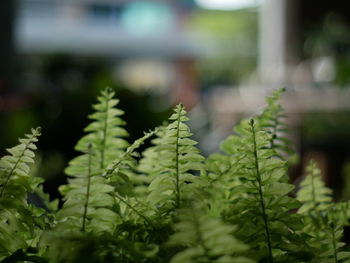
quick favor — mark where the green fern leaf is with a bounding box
[257,88,297,163]
[297,161,350,262]
[297,160,333,213]
[167,205,254,263]
[203,153,238,217]
[57,88,127,233]
[58,144,119,233]
[65,87,129,177]
[219,119,309,262]
[0,128,41,259]
[0,127,41,197]
[105,129,164,227]
[138,125,167,186]
[105,128,157,198]
[146,104,205,215]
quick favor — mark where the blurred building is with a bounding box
[205,0,350,193]
[15,0,202,108]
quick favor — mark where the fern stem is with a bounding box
[114,193,152,225]
[330,223,338,263]
[105,130,156,178]
[250,120,273,263]
[0,132,37,198]
[174,109,181,208]
[82,144,93,232]
[100,91,110,169]
[310,164,317,207]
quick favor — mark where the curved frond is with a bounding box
[105,129,157,197]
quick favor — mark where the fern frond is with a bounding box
[297,160,333,213]
[220,119,309,262]
[204,153,238,217]
[138,125,166,176]
[105,128,157,197]
[257,88,296,162]
[136,125,167,197]
[167,206,254,263]
[57,88,127,233]
[98,129,159,226]
[65,87,129,177]
[58,144,119,233]
[146,104,205,215]
[42,230,158,263]
[0,127,41,197]
[0,128,42,259]
[297,161,350,262]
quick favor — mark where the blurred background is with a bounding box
[1,0,350,199]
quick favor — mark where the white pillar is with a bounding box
[258,0,287,86]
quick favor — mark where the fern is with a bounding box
[0,127,41,197]
[219,119,308,262]
[167,205,254,263]
[105,129,157,197]
[138,125,167,186]
[204,153,238,217]
[0,128,42,260]
[3,88,350,263]
[104,130,158,224]
[56,88,127,233]
[66,87,129,177]
[297,160,333,213]
[297,161,350,263]
[57,144,118,233]
[257,88,296,163]
[146,104,205,216]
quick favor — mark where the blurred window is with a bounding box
[87,4,121,24]
[120,1,175,36]
[21,1,58,19]
[117,59,174,93]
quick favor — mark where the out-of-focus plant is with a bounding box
[188,9,258,86]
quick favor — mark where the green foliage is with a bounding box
[2,87,350,263]
[167,205,253,263]
[146,104,205,216]
[66,87,129,176]
[57,88,127,233]
[297,160,332,213]
[0,127,44,260]
[297,161,350,263]
[257,88,296,162]
[219,119,309,262]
